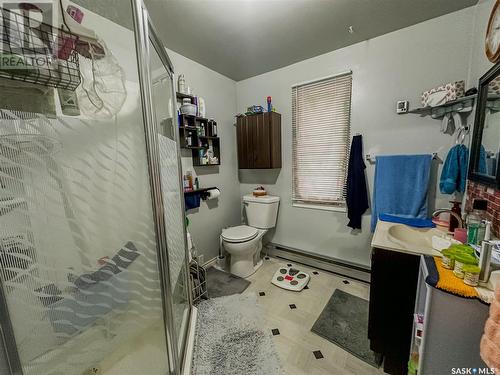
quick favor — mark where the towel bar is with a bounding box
[365,153,438,164]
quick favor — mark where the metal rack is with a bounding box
[0,8,81,91]
[189,258,208,304]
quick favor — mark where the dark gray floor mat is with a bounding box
[311,289,381,368]
[206,267,251,298]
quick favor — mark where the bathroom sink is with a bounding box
[372,221,445,257]
[387,225,434,249]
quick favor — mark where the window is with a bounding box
[292,72,352,210]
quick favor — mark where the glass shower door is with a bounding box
[148,28,192,363]
[0,1,176,375]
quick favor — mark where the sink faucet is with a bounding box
[432,209,464,228]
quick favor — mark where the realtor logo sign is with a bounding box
[0,1,56,70]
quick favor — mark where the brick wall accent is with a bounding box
[466,181,500,238]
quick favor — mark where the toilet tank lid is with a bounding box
[243,194,280,203]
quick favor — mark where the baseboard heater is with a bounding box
[265,243,371,283]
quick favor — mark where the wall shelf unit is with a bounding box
[405,93,500,119]
[176,93,221,166]
[406,94,476,118]
[184,187,218,200]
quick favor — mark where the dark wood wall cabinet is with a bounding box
[236,112,281,169]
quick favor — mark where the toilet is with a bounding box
[222,194,280,278]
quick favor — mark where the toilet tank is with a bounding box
[243,194,280,229]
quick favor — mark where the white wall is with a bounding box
[236,7,477,267]
[468,0,496,85]
[166,50,242,262]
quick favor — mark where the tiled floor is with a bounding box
[243,257,387,375]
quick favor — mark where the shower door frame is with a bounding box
[147,17,195,365]
[131,1,194,375]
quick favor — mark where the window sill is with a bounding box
[292,202,347,213]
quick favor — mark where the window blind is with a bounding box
[292,72,352,206]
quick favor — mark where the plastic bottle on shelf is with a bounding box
[178,74,186,94]
[186,170,194,190]
[183,175,190,192]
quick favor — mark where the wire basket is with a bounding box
[190,259,208,304]
[0,8,81,91]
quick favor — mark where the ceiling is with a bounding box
[145,0,478,81]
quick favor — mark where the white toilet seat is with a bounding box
[221,226,266,278]
[221,225,258,243]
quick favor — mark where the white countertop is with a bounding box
[372,221,497,302]
[371,220,443,257]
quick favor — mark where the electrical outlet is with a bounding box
[396,100,409,114]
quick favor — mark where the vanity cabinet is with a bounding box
[368,247,421,375]
[236,112,281,169]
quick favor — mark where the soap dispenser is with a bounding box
[449,201,462,233]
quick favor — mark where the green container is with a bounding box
[448,244,475,255]
[463,264,481,286]
[408,359,418,375]
[467,223,480,245]
[453,252,478,279]
[441,249,456,269]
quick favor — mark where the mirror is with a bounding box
[481,81,500,177]
[469,62,500,188]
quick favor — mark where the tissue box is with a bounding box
[421,80,465,107]
[489,76,500,95]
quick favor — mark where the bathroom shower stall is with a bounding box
[0,1,192,374]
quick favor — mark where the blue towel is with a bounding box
[379,213,435,228]
[371,154,432,232]
[440,144,469,194]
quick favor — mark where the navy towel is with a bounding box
[184,193,201,210]
[371,154,432,232]
[346,135,369,229]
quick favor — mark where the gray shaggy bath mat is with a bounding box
[191,294,284,375]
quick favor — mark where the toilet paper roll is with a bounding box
[206,188,220,200]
